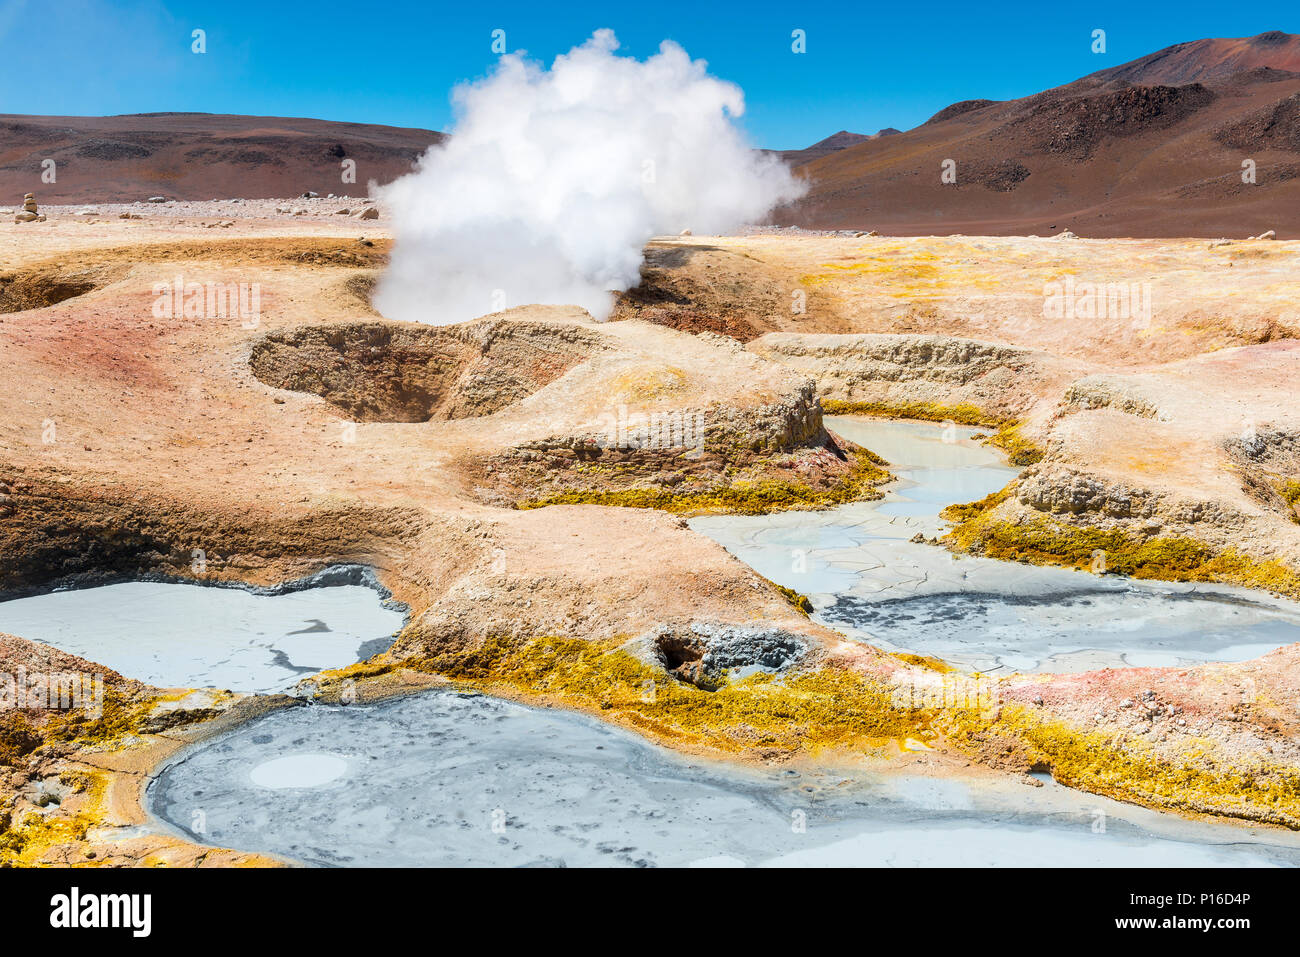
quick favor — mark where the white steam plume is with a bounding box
[374,29,805,326]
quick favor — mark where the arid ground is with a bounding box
[2,200,1300,865]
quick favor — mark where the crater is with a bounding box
[0,265,123,313]
[650,623,807,689]
[249,318,601,422]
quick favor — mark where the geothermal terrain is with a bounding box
[1,195,1299,865]
[3,31,1300,867]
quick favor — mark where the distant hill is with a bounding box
[771,129,901,167]
[0,113,444,203]
[779,31,1300,237]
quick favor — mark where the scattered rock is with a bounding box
[146,196,166,203]
[358,207,379,220]
[679,228,692,236]
[1248,229,1276,240]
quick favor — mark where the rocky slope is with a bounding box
[780,31,1300,236]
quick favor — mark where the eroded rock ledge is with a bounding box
[475,382,891,513]
[748,332,1079,420]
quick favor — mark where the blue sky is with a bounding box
[0,1,1294,148]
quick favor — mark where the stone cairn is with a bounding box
[14,193,45,223]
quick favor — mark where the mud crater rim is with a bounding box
[248,318,600,423]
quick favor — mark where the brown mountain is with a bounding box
[0,113,443,203]
[772,129,901,167]
[781,31,1300,237]
[1088,30,1300,85]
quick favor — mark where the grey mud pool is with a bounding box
[148,689,1300,867]
[0,574,405,693]
[138,417,1300,867]
[691,417,1300,675]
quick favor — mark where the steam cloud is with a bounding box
[374,30,805,326]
